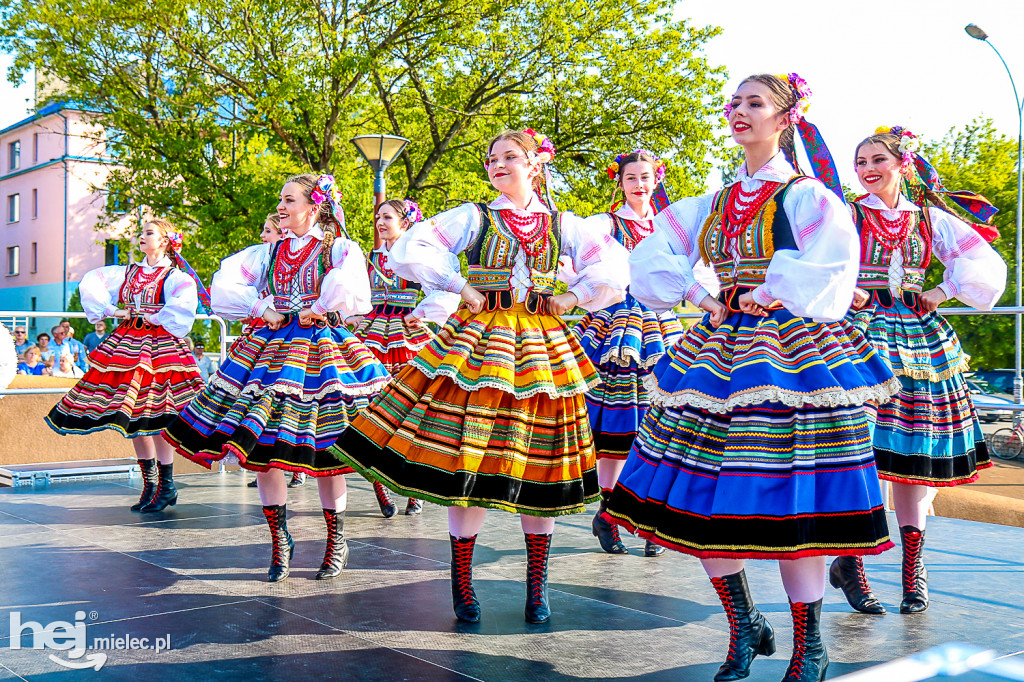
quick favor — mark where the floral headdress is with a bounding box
[523,128,556,164]
[310,174,346,230]
[874,125,920,172]
[606,150,667,184]
[403,199,423,223]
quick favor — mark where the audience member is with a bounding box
[12,326,31,359]
[36,332,56,368]
[50,325,74,364]
[194,342,216,382]
[17,346,49,376]
[61,320,89,371]
[83,320,108,354]
[51,352,84,379]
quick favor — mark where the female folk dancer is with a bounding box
[331,129,629,624]
[604,74,899,681]
[828,126,1005,616]
[46,220,208,513]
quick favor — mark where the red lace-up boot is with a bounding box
[524,533,552,624]
[315,508,350,580]
[783,599,828,681]
[900,525,929,613]
[829,555,886,614]
[449,534,481,622]
[130,458,159,512]
[709,570,776,681]
[261,504,294,583]
[373,481,397,518]
[592,490,627,554]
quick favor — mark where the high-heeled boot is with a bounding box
[130,458,159,512]
[139,463,177,513]
[315,508,350,580]
[373,481,397,518]
[449,534,481,622]
[900,525,928,613]
[829,555,886,614]
[644,539,666,557]
[524,533,552,624]
[709,570,776,681]
[592,490,627,554]
[783,599,828,681]
[262,504,294,583]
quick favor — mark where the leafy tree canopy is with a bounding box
[1,0,726,280]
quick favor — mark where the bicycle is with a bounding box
[990,421,1024,460]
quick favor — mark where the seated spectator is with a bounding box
[50,325,73,364]
[83,320,108,354]
[12,326,31,359]
[36,332,55,368]
[17,346,49,376]
[194,342,215,382]
[50,352,84,379]
[65,324,89,372]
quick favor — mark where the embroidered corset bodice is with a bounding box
[466,206,563,297]
[118,264,171,315]
[853,203,931,293]
[698,179,800,291]
[369,249,421,308]
[268,239,327,313]
[609,213,655,252]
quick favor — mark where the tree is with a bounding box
[1,0,726,282]
[922,119,1018,370]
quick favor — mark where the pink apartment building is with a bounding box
[0,102,113,334]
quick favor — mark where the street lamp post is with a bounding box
[965,23,1024,414]
[350,134,410,250]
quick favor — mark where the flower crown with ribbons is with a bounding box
[310,174,346,230]
[484,128,556,169]
[606,150,667,184]
[868,125,999,233]
[721,73,812,123]
[156,229,212,314]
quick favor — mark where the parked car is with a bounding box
[970,369,1015,395]
[966,379,1015,423]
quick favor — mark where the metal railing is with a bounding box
[1,310,229,396]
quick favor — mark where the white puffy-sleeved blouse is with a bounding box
[855,193,1006,310]
[629,153,857,322]
[210,226,372,321]
[371,243,461,325]
[79,255,199,339]
[389,194,629,313]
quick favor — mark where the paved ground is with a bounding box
[0,473,1023,680]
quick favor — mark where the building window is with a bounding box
[104,240,121,266]
[31,189,37,218]
[30,296,36,332]
[31,242,37,273]
[32,133,38,163]
[7,245,19,276]
[7,194,19,223]
[8,140,20,170]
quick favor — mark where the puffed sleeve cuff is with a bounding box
[251,296,272,319]
[685,284,712,307]
[310,300,327,316]
[938,281,959,300]
[443,272,468,295]
[569,281,597,307]
[103,305,119,318]
[751,285,775,308]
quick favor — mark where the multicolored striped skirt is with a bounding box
[45,322,204,438]
[850,300,991,486]
[163,318,389,476]
[573,295,684,459]
[606,308,899,559]
[330,304,601,516]
[355,303,433,375]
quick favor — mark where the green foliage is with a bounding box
[922,119,1018,370]
[0,0,726,284]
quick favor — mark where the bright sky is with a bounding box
[2,0,1022,191]
[683,0,1024,188]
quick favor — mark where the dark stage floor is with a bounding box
[0,472,1022,680]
